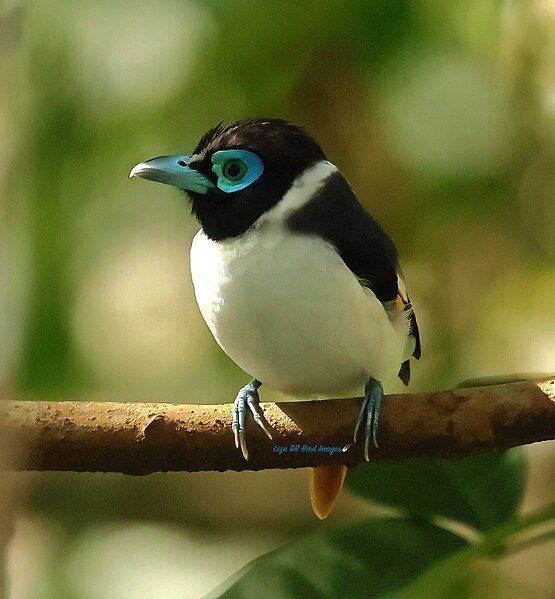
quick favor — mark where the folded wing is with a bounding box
[287,170,421,384]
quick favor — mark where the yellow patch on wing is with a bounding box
[396,270,409,303]
[395,293,407,310]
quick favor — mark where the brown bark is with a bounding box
[1,377,554,475]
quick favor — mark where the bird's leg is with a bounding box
[353,377,384,460]
[231,379,273,460]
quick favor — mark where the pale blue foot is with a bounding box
[353,378,384,460]
[231,379,272,460]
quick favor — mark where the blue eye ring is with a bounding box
[211,149,264,192]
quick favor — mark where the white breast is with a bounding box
[190,225,409,398]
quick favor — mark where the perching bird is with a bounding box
[130,119,421,518]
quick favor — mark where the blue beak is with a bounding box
[129,155,215,194]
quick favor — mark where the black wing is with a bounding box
[287,170,421,384]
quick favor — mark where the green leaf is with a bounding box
[346,449,526,530]
[212,518,467,598]
[397,504,555,599]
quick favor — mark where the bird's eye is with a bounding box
[211,149,264,193]
[223,159,247,181]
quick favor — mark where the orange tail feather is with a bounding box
[310,464,347,519]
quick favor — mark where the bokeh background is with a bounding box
[1,0,554,597]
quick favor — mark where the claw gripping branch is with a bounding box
[0,377,554,474]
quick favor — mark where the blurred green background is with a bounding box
[1,0,554,597]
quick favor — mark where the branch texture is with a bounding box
[1,377,554,474]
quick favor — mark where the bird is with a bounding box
[130,119,421,519]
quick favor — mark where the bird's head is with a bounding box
[130,119,326,240]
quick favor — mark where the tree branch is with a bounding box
[1,377,554,474]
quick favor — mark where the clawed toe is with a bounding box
[353,378,383,460]
[231,379,272,460]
